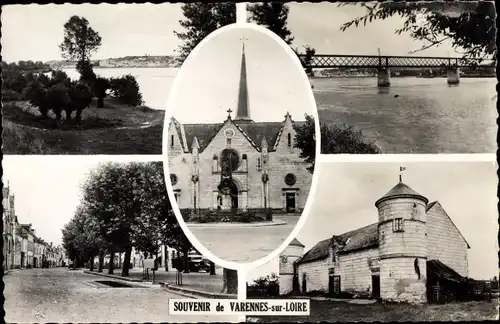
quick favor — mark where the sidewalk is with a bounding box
[83,267,235,298]
[187,220,286,228]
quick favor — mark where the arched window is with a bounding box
[287,133,292,148]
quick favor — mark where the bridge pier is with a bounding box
[447,67,460,85]
[377,68,391,87]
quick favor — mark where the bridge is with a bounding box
[298,54,496,87]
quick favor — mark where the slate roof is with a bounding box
[375,182,429,207]
[290,238,305,248]
[180,120,305,153]
[295,223,380,265]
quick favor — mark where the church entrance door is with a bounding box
[286,193,296,213]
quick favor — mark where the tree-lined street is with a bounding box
[4,268,238,323]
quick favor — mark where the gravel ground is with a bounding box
[4,268,239,323]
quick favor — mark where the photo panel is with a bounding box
[246,160,499,322]
[2,156,240,323]
[163,23,320,266]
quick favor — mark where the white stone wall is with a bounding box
[380,257,427,303]
[377,197,428,303]
[338,248,380,293]
[297,257,330,292]
[426,203,469,277]
[279,244,304,295]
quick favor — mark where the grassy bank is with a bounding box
[249,299,498,322]
[2,98,164,154]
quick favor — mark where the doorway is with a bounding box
[286,192,296,213]
[372,275,380,299]
[329,275,341,296]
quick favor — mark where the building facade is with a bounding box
[279,180,470,304]
[167,44,312,215]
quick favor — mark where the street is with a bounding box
[4,268,239,323]
[189,215,300,263]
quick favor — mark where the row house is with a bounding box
[3,184,65,270]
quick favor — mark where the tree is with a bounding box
[69,82,93,122]
[302,45,316,76]
[221,268,238,294]
[23,80,50,119]
[174,3,236,62]
[339,2,496,61]
[59,16,102,78]
[294,115,381,172]
[47,83,71,121]
[249,3,294,45]
[109,75,143,106]
[93,77,110,108]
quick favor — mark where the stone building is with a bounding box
[279,179,470,303]
[2,186,16,271]
[167,44,312,214]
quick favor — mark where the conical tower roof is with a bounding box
[234,43,253,123]
[290,238,305,248]
[375,182,428,207]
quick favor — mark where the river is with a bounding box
[63,67,496,154]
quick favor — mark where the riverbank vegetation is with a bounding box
[2,15,157,154]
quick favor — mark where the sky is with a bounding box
[168,26,314,123]
[248,161,499,281]
[1,3,462,63]
[1,156,160,246]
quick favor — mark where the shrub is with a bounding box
[93,77,110,108]
[109,74,143,106]
[22,80,50,118]
[321,123,382,154]
[2,89,22,101]
[69,82,93,122]
[47,83,71,121]
[77,60,97,84]
[248,274,280,297]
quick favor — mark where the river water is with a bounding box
[64,67,496,154]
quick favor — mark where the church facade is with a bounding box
[279,179,470,304]
[166,44,312,215]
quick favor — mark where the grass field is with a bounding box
[2,99,164,154]
[249,299,498,322]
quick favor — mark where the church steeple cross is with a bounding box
[227,108,233,119]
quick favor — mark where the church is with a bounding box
[166,43,312,215]
[279,177,470,304]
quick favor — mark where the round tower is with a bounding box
[279,238,305,295]
[375,181,428,304]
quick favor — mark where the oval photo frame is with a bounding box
[163,22,321,272]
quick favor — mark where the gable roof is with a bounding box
[181,119,305,153]
[290,238,305,248]
[296,223,379,265]
[376,182,429,207]
[426,201,471,249]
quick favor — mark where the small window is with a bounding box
[257,157,262,170]
[170,135,174,148]
[393,218,404,232]
[332,253,338,263]
[287,133,292,148]
[227,138,231,146]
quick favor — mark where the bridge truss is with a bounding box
[298,54,495,69]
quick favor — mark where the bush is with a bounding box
[109,74,143,106]
[47,83,71,121]
[321,123,382,154]
[2,89,22,101]
[248,274,280,297]
[93,77,110,108]
[69,82,93,122]
[23,80,50,118]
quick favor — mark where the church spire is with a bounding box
[234,37,253,123]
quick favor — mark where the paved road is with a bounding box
[4,268,239,323]
[189,215,300,263]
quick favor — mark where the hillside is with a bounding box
[45,55,181,69]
